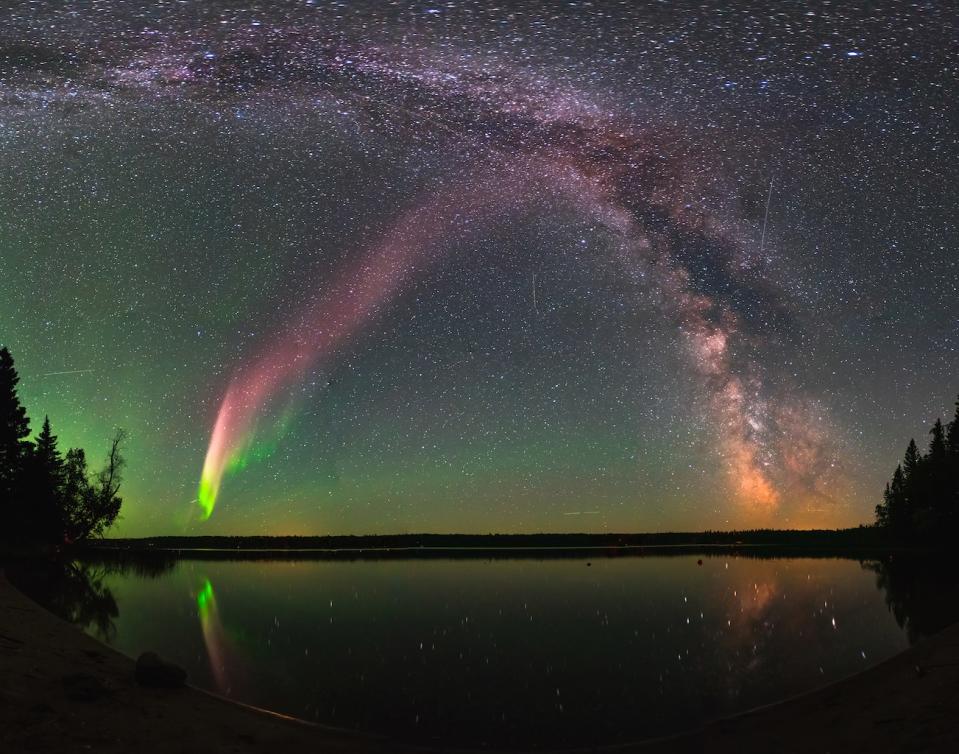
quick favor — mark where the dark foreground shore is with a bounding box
[2,569,957,754]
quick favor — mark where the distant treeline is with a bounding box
[86,528,890,554]
[874,394,959,542]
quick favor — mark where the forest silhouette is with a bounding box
[874,395,959,542]
[0,346,124,546]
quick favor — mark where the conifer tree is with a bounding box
[903,438,922,481]
[921,419,950,536]
[887,464,909,534]
[902,438,924,532]
[946,398,959,507]
[941,400,959,531]
[929,419,947,463]
[875,482,891,528]
[28,416,66,542]
[947,396,959,458]
[0,346,31,523]
[34,417,61,470]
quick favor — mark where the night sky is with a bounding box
[1,1,955,536]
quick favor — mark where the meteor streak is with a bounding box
[39,369,94,376]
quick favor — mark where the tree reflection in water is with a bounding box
[862,553,959,644]
[7,552,176,642]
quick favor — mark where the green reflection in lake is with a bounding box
[11,552,956,748]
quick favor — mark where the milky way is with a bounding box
[1,1,955,534]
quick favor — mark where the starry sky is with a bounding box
[1,1,955,537]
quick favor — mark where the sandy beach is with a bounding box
[2,569,957,754]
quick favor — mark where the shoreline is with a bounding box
[2,570,957,753]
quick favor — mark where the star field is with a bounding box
[0,1,956,535]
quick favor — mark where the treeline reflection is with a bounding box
[7,551,177,641]
[8,549,958,650]
[862,554,959,643]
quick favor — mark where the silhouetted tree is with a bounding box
[904,438,925,534]
[875,482,891,529]
[929,418,947,461]
[62,430,126,542]
[946,396,959,521]
[946,396,959,459]
[902,437,921,484]
[887,464,909,535]
[26,416,65,542]
[0,346,31,528]
[925,419,951,531]
[62,448,91,533]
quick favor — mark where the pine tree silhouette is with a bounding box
[875,481,892,528]
[28,416,66,542]
[0,346,31,507]
[929,419,947,461]
[903,438,921,481]
[946,396,959,459]
[887,464,908,535]
[947,396,959,528]
[926,419,950,531]
[901,440,922,534]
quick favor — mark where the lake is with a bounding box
[10,550,953,749]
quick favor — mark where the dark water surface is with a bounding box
[10,551,955,749]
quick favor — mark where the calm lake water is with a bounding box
[11,551,953,748]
